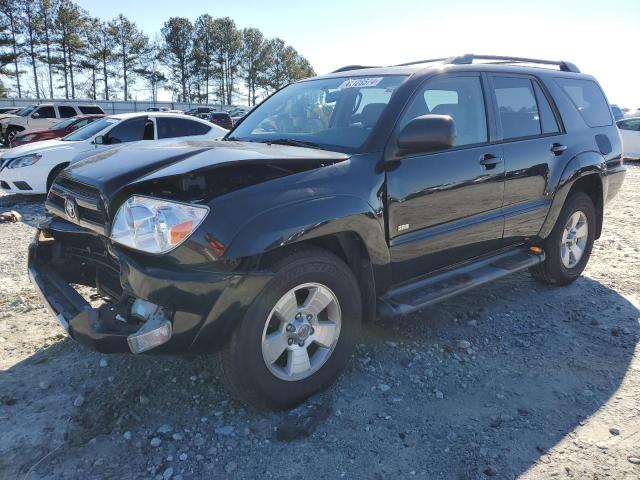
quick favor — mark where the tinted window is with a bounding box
[58,106,77,118]
[78,106,105,114]
[493,77,540,139]
[34,106,56,119]
[62,118,118,141]
[400,76,487,147]
[52,117,78,130]
[156,117,211,138]
[618,119,640,131]
[533,82,560,134]
[555,78,612,127]
[104,117,149,144]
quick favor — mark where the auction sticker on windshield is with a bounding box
[337,77,383,89]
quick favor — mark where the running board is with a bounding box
[378,248,545,318]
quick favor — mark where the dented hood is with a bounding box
[64,139,349,199]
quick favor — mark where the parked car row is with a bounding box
[0,112,227,194]
[0,103,106,145]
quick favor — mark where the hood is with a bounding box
[1,138,72,158]
[63,139,350,201]
[0,114,19,123]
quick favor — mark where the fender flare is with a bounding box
[225,194,389,263]
[538,150,605,239]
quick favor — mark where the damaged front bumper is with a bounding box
[28,217,273,354]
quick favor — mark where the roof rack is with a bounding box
[331,65,380,73]
[393,54,580,73]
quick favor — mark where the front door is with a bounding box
[386,73,505,285]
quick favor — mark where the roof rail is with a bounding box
[392,54,580,73]
[331,65,380,73]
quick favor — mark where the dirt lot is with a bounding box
[1,165,639,480]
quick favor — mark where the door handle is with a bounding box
[550,143,567,155]
[479,153,502,169]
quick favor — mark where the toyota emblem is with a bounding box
[64,197,78,220]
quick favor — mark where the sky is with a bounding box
[77,0,640,107]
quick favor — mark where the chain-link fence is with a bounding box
[0,98,237,115]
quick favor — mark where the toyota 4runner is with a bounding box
[29,55,626,409]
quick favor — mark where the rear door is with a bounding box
[487,74,564,245]
[385,73,505,284]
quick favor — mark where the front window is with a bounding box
[62,118,118,141]
[18,106,37,117]
[229,75,407,152]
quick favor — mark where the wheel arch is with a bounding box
[258,231,379,323]
[46,162,70,191]
[539,151,605,240]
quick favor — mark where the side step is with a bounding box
[378,248,545,318]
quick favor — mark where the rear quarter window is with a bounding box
[78,106,105,114]
[555,78,612,128]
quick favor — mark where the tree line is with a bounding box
[0,0,316,105]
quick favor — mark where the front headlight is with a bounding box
[110,196,209,254]
[7,153,42,169]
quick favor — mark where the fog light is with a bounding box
[127,316,172,354]
[127,299,172,353]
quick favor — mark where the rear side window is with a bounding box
[78,106,105,114]
[58,106,77,118]
[555,78,612,127]
[492,77,541,139]
[34,106,56,118]
[156,117,211,139]
[105,117,149,144]
[533,83,560,134]
[618,119,640,131]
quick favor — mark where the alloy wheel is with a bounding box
[261,282,342,381]
[560,210,588,268]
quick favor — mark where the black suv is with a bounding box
[29,55,626,409]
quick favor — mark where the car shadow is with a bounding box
[1,271,638,479]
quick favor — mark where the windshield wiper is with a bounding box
[264,138,323,149]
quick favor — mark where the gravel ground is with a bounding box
[1,165,639,480]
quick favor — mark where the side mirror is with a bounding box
[397,114,456,154]
[31,112,40,119]
[93,135,104,145]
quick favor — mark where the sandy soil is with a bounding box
[0,165,639,480]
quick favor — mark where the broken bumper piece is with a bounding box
[28,264,172,354]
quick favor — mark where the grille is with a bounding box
[47,176,107,235]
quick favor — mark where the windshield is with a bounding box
[18,106,37,117]
[51,117,79,131]
[62,118,118,141]
[229,75,407,152]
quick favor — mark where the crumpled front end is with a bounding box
[28,217,272,354]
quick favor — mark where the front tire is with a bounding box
[5,126,21,145]
[531,192,596,285]
[219,247,362,410]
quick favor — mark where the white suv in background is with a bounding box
[0,112,227,195]
[1,103,105,144]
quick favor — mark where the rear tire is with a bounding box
[530,192,596,285]
[218,246,362,410]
